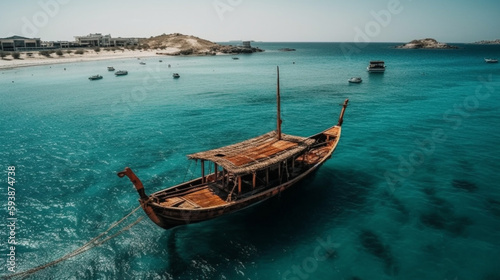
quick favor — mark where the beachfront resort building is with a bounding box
[74,33,140,47]
[0,35,41,51]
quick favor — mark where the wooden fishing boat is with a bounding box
[118,67,349,229]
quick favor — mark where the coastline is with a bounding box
[0,48,182,70]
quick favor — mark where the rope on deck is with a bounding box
[2,206,144,280]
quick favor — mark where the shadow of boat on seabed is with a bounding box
[359,230,399,276]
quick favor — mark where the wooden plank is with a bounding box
[160,197,184,207]
[183,187,227,208]
[161,187,229,208]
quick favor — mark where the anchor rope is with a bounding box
[3,206,143,280]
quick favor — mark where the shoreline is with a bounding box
[0,48,184,70]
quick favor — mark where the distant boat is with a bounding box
[88,74,103,80]
[140,62,146,65]
[159,60,163,62]
[108,66,115,71]
[117,67,349,230]
[115,70,128,76]
[232,57,239,60]
[348,77,362,83]
[367,61,386,73]
[172,73,180,78]
[484,58,498,63]
[278,48,296,52]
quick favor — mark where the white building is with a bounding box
[0,35,41,51]
[74,33,111,47]
[74,33,139,47]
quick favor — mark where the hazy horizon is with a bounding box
[1,0,499,44]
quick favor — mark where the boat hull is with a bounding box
[367,67,385,73]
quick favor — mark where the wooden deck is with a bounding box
[160,186,229,209]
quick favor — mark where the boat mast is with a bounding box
[277,66,282,140]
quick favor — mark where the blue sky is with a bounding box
[1,0,498,43]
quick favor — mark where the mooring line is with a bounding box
[2,206,143,280]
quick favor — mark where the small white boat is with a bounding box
[172,73,180,78]
[115,70,128,76]
[484,58,498,63]
[348,77,362,83]
[367,61,386,73]
[88,74,103,80]
[108,66,115,71]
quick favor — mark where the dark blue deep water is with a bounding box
[1,43,500,279]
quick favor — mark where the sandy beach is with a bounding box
[0,48,181,70]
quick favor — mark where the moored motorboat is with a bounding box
[118,67,349,229]
[484,58,498,63]
[367,61,386,73]
[108,66,115,71]
[348,77,362,83]
[115,70,128,76]
[88,74,103,80]
[172,73,180,78]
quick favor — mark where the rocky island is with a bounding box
[395,38,458,49]
[143,33,264,56]
[474,39,500,44]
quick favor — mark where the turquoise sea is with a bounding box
[1,42,500,279]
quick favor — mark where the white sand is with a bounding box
[0,48,181,70]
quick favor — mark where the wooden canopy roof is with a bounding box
[188,131,315,175]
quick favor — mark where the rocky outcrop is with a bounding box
[474,39,500,44]
[396,38,458,49]
[142,33,263,55]
[215,44,264,55]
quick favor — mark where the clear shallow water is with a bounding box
[1,43,500,279]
